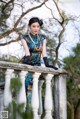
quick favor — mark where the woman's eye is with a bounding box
[32,25,36,27]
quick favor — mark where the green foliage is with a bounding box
[5,100,33,119]
[67,79,80,105]
[0,73,5,82]
[10,78,22,99]
[0,55,19,63]
[46,36,56,63]
[63,43,80,118]
[63,43,80,80]
[0,0,14,31]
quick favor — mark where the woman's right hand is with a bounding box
[22,56,31,65]
[34,46,43,52]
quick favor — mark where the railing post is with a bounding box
[38,80,44,117]
[4,69,14,107]
[54,75,67,119]
[31,72,41,119]
[17,71,27,111]
[0,90,4,111]
[44,74,53,119]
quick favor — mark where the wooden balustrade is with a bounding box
[0,61,67,119]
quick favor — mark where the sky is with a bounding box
[59,0,80,16]
[58,0,80,58]
[0,0,80,60]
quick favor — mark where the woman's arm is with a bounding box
[42,39,47,57]
[42,39,58,70]
[21,39,30,56]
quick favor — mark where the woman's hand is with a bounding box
[34,46,43,52]
[21,56,31,64]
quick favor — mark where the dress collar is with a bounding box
[30,33,37,38]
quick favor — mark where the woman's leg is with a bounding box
[25,72,33,111]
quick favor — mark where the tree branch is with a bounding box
[67,101,75,119]
[54,0,64,20]
[0,27,20,39]
[0,0,7,3]
[0,37,20,46]
[2,0,14,11]
[0,0,48,39]
[55,20,65,63]
[45,3,61,24]
[14,0,48,28]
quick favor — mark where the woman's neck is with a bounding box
[30,32,38,36]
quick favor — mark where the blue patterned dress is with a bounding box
[20,33,46,110]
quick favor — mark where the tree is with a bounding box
[63,43,80,119]
[0,0,14,32]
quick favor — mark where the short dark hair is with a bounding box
[28,17,43,27]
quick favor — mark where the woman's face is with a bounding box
[29,22,40,35]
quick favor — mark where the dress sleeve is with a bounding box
[42,35,46,40]
[19,33,25,39]
[40,34,46,45]
[19,33,29,42]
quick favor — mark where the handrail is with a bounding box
[0,61,67,75]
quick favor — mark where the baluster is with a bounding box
[44,74,53,119]
[4,69,14,107]
[59,75,67,119]
[54,75,67,119]
[31,72,41,119]
[54,75,59,119]
[38,80,44,117]
[17,71,27,111]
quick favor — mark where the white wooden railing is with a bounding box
[0,61,67,119]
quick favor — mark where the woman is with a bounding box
[20,17,58,110]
